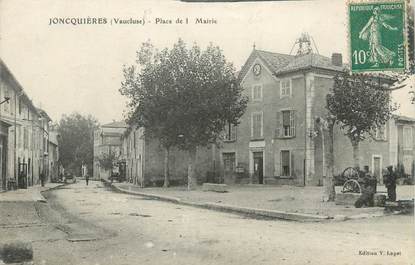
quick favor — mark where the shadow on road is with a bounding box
[37,187,117,242]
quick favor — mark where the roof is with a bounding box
[102,120,128,128]
[37,108,52,121]
[395,115,415,122]
[0,58,40,115]
[239,49,344,80]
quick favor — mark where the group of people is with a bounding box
[354,165,397,208]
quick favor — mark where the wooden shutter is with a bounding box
[275,111,282,138]
[231,124,237,140]
[290,110,296,137]
[274,151,280,176]
[290,151,295,177]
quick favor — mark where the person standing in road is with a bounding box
[383,166,397,201]
[40,171,45,187]
[85,174,89,186]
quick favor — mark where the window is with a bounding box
[251,112,263,139]
[252,84,262,101]
[17,126,22,148]
[223,152,236,172]
[402,155,413,175]
[280,79,291,98]
[403,126,413,150]
[375,125,387,140]
[23,127,28,149]
[224,122,237,141]
[281,150,290,176]
[275,110,296,138]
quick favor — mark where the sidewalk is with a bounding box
[107,181,414,222]
[0,183,63,203]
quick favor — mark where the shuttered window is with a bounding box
[281,150,290,176]
[251,112,263,139]
[252,85,262,101]
[275,110,296,138]
[403,126,413,150]
[224,122,237,141]
[375,125,387,141]
[280,79,291,98]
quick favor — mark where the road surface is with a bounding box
[2,181,413,265]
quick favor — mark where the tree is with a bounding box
[327,72,397,169]
[120,39,248,189]
[316,116,336,201]
[57,113,99,176]
[97,151,117,173]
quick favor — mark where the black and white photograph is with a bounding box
[0,0,414,264]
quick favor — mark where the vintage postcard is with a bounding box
[0,0,414,265]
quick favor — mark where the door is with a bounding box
[253,152,264,184]
[373,156,381,184]
[223,152,236,184]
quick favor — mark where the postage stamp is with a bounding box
[348,1,407,72]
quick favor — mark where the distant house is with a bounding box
[93,121,127,180]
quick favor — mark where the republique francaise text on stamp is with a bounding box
[348,1,407,72]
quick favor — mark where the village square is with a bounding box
[0,0,414,264]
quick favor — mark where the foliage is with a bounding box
[327,72,397,144]
[57,113,99,175]
[120,39,248,150]
[120,39,248,188]
[97,151,117,171]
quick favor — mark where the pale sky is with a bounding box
[0,0,413,123]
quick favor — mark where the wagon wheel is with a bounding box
[342,179,361,193]
[342,167,359,181]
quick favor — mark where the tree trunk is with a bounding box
[187,146,197,190]
[324,122,336,202]
[163,147,170,188]
[351,140,360,169]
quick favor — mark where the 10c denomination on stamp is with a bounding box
[348,1,407,72]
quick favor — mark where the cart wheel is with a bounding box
[342,167,359,180]
[342,179,361,193]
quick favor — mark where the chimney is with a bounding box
[331,53,342,67]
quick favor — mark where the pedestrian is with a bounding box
[85,174,89,186]
[355,166,375,208]
[40,171,45,187]
[383,165,397,201]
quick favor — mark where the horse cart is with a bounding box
[341,167,362,193]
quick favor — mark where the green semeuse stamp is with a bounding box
[349,1,406,72]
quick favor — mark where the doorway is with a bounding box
[223,152,236,184]
[253,152,264,184]
[372,155,382,184]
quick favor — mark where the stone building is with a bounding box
[93,121,127,180]
[121,125,218,187]
[219,45,414,186]
[0,58,54,190]
[48,128,60,182]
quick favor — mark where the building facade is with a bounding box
[121,125,218,187]
[93,121,127,180]
[48,127,60,182]
[0,59,54,190]
[219,47,414,186]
